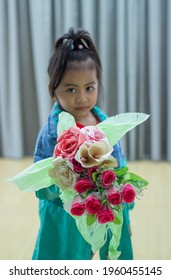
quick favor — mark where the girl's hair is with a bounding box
[47,27,102,98]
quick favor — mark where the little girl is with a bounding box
[32,27,133,260]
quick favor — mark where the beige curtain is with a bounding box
[0,0,170,160]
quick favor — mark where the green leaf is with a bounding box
[113,214,122,225]
[123,172,148,188]
[8,157,55,191]
[76,216,107,253]
[108,210,123,259]
[97,113,150,146]
[57,112,76,136]
[92,171,99,182]
[86,214,97,226]
[115,167,128,177]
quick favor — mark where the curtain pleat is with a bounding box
[148,0,162,160]
[0,0,24,157]
[167,0,171,161]
[126,0,138,160]
[0,0,170,160]
[28,0,53,126]
[116,0,126,114]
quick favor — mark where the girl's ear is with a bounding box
[48,83,58,102]
[53,96,58,102]
[48,83,52,95]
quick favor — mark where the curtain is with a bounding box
[0,0,170,160]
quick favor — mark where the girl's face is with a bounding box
[54,59,98,123]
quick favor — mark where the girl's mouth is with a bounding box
[76,106,88,110]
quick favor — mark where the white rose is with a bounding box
[48,158,77,190]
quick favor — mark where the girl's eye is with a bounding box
[67,88,77,94]
[86,86,94,92]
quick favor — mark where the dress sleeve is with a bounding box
[112,141,127,168]
[33,125,60,200]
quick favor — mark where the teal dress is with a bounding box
[32,103,133,260]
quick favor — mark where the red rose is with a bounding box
[74,178,93,194]
[71,158,85,173]
[106,186,122,205]
[96,205,115,224]
[88,166,98,181]
[70,196,85,216]
[122,183,136,203]
[101,170,116,188]
[85,194,102,214]
[53,127,85,159]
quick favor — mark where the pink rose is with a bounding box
[85,194,102,214]
[106,186,122,205]
[70,196,85,216]
[101,170,116,188]
[122,183,136,203]
[53,127,85,159]
[96,205,115,224]
[74,178,93,194]
[80,126,108,146]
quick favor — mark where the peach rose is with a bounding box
[53,127,85,159]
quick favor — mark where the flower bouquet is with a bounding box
[9,112,149,259]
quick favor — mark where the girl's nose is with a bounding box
[76,91,88,104]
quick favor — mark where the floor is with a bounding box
[0,157,171,260]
